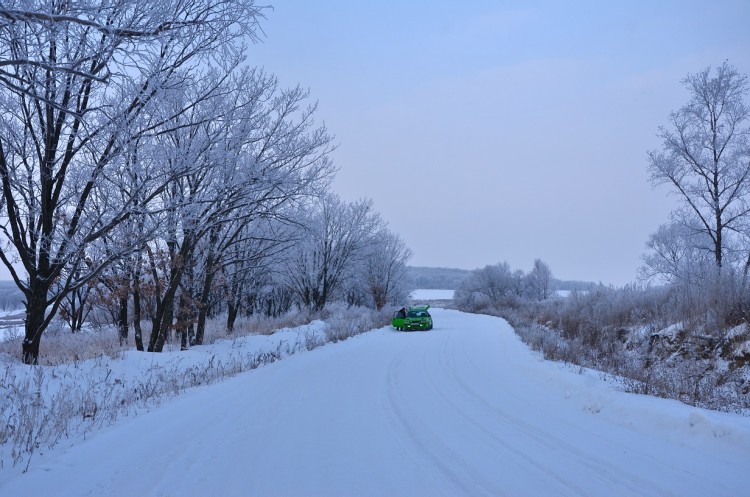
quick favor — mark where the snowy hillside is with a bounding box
[2,309,749,496]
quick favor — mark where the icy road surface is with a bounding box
[4,309,750,496]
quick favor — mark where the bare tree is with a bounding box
[0,0,266,363]
[284,196,379,311]
[221,219,296,332]
[641,222,714,285]
[648,62,750,270]
[526,259,553,301]
[453,262,518,310]
[361,228,412,310]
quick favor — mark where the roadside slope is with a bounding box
[3,309,749,496]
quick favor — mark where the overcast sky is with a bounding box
[246,0,750,286]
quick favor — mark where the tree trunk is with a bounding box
[132,262,145,351]
[74,298,87,332]
[147,241,189,352]
[194,269,215,345]
[371,285,387,310]
[117,295,129,346]
[68,292,80,333]
[133,289,144,351]
[226,301,239,333]
[148,263,183,352]
[148,288,177,352]
[175,292,192,351]
[22,287,48,365]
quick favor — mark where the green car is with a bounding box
[392,305,433,331]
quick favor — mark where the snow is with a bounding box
[0,308,23,342]
[410,288,454,300]
[2,309,749,496]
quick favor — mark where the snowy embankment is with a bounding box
[2,309,750,496]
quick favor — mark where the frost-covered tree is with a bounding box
[361,229,412,310]
[526,259,553,301]
[641,222,714,285]
[0,0,267,363]
[221,218,297,331]
[284,196,380,311]
[454,262,518,309]
[648,62,750,270]
[645,62,750,328]
[341,222,412,309]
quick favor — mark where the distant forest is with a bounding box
[405,267,471,290]
[406,266,596,292]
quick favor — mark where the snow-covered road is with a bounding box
[3,309,749,496]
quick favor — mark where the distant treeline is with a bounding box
[406,266,595,292]
[553,279,599,292]
[406,267,472,290]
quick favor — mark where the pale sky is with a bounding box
[247,0,750,286]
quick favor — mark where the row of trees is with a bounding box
[0,1,411,364]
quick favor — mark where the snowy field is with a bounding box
[0,308,24,342]
[410,288,454,300]
[2,309,749,496]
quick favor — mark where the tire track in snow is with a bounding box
[426,327,593,496]
[437,328,677,497]
[383,338,507,497]
[436,311,743,497]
